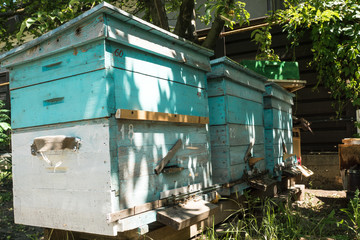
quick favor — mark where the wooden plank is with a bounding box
[229,163,247,182]
[2,13,106,67]
[208,96,263,126]
[227,96,264,125]
[210,124,264,146]
[206,78,225,97]
[230,144,265,166]
[295,100,337,115]
[296,86,331,101]
[264,96,293,113]
[115,120,209,147]
[106,15,212,72]
[12,119,119,236]
[117,210,157,232]
[244,141,254,163]
[117,144,209,180]
[10,69,112,129]
[265,143,294,159]
[107,199,166,223]
[118,166,211,209]
[10,41,105,90]
[301,130,349,144]
[146,198,239,240]
[207,77,264,103]
[160,183,203,199]
[208,58,266,92]
[115,109,208,124]
[249,157,264,167]
[264,129,293,145]
[108,42,207,89]
[156,200,218,230]
[224,79,264,103]
[264,83,294,104]
[212,168,231,184]
[154,139,182,175]
[264,109,293,130]
[113,69,209,118]
[267,79,306,92]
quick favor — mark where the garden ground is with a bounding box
[0,176,355,239]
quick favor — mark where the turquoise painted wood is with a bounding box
[9,40,106,89]
[0,3,213,236]
[265,143,294,159]
[108,41,207,89]
[10,70,114,128]
[264,109,293,130]
[263,83,295,176]
[264,129,293,145]
[207,57,267,186]
[208,96,264,126]
[207,78,264,103]
[113,69,208,117]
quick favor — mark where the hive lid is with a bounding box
[208,56,268,92]
[264,82,295,103]
[0,2,213,67]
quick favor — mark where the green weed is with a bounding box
[204,191,341,239]
[339,189,360,239]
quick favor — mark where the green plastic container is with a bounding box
[241,60,300,80]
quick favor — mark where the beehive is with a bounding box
[207,57,267,191]
[263,83,295,176]
[0,3,213,236]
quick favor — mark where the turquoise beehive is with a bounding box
[0,3,213,236]
[263,82,295,176]
[207,57,267,193]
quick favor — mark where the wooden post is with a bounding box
[154,139,182,175]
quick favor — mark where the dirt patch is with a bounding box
[0,184,44,240]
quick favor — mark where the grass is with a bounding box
[202,190,359,240]
[1,163,359,240]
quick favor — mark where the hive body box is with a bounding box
[1,3,213,236]
[207,57,267,190]
[263,83,295,175]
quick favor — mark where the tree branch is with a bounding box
[173,0,194,38]
[202,14,225,50]
[146,0,169,31]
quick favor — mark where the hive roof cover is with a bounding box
[0,2,213,62]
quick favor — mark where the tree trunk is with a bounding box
[202,14,225,50]
[145,0,170,31]
[186,8,198,42]
[174,0,195,38]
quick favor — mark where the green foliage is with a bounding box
[1,0,250,52]
[0,101,10,151]
[0,155,12,188]
[0,0,120,51]
[198,0,249,29]
[204,192,340,239]
[268,0,360,116]
[339,189,360,239]
[251,26,280,61]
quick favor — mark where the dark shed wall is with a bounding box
[223,24,356,153]
[0,71,9,110]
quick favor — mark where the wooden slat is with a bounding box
[156,200,218,230]
[154,139,182,175]
[115,109,209,124]
[267,79,306,92]
[107,199,167,223]
[249,157,264,167]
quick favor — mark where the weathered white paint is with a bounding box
[12,119,119,236]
